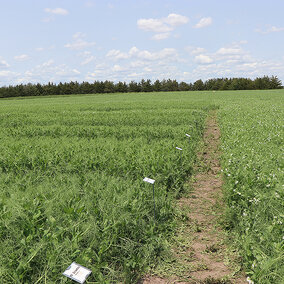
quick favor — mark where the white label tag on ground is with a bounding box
[176,147,183,151]
[63,262,92,284]
[185,134,191,137]
[143,177,155,184]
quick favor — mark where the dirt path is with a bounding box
[142,111,247,284]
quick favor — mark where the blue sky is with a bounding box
[0,0,284,85]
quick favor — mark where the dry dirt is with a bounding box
[141,112,247,284]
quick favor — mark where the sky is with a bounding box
[0,0,284,86]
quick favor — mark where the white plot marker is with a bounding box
[175,147,183,165]
[143,177,156,221]
[186,134,191,144]
[143,177,155,184]
[63,262,92,284]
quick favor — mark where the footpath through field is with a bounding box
[142,111,247,284]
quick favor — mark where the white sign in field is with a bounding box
[185,134,191,138]
[143,177,155,184]
[63,262,92,284]
[175,147,183,151]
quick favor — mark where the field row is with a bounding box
[0,95,211,283]
[219,98,284,283]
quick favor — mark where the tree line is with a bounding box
[0,76,282,98]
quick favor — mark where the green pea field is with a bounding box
[0,90,283,283]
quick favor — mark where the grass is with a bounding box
[0,92,212,283]
[218,92,284,283]
[0,89,283,283]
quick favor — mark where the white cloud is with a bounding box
[79,50,96,65]
[85,72,96,80]
[17,60,82,84]
[194,17,212,28]
[195,54,213,64]
[65,33,96,50]
[144,67,152,72]
[56,68,80,77]
[186,46,207,55]
[35,45,55,52]
[269,26,284,32]
[84,47,182,82]
[112,64,125,72]
[137,18,173,33]
[164,13,189,26]
[151,33,170,40]
[143,48,177,60]
[137,13,189,40]
[137,47,177,60]
[0,59,10,69]
[236,60,284,73]
[106,49,129,60]
[81,56,95,65]
[256,26,284,34]
[127,72,142,78]
[41,59,54,67]
[217,47,242,55]
[129,47,139,56]
[0,70,15,77]
[107,46,178,62]
[213,44,251,64]
[14,54,29,61]
[130,60,147,68]
[192,47,207,55]
[188,42,284,81]
[45,8,69,15]
[191,42,250,68]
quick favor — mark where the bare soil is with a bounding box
[141,111,247,284]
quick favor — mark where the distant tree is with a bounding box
[193,79,204,91]
[140,79,153,92]
[128,81,141,92]
[92,81,105,93]
[204,79,215,90]
[254,76,271,89]
[269,76,282,89]
[160,79,168,91]
[104,81,115,93]
[0,76,282,99]
[115,81,128,93]
[80,81,92,94]
[170,79,179,91]
[153,80,162,92]
[178,81,190,91]
[161,79,179,91]
[220,78,231,90]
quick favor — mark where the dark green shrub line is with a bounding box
[0,76,282,99]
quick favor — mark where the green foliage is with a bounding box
[219,94,284,283]
[0,92,210,283]
[0,76,282,99]
[0,90,283,283]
